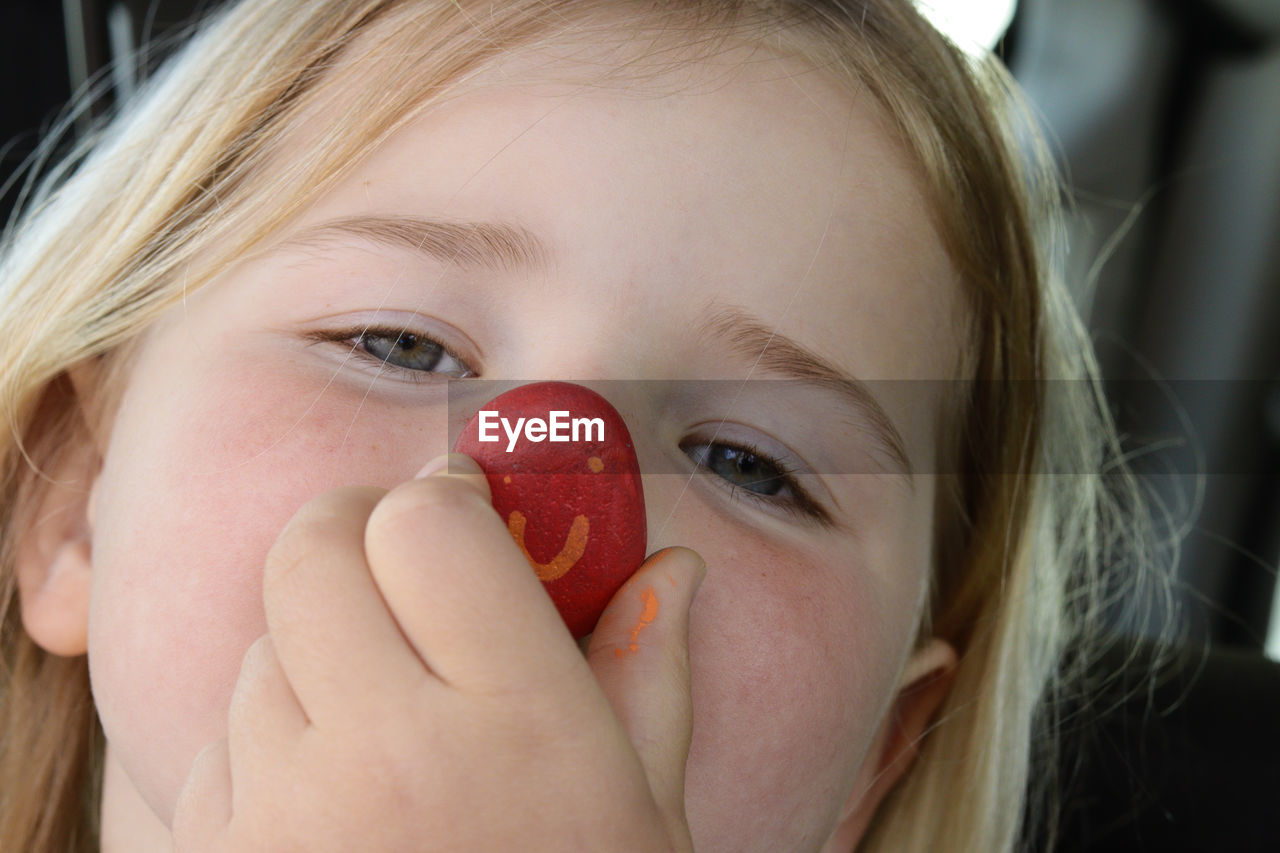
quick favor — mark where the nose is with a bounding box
[452,381,649,639]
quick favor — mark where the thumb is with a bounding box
[586,546,706,822]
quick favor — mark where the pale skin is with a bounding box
[18,41,964,852]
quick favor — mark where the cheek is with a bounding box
[86,354,444,821]
[654,505,906,851]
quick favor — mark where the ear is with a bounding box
[14,369,103,658]
[823,638,957,851]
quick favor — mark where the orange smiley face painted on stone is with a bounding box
[454,384,647,637]
[506,455,606,581]
[507,510,588,581]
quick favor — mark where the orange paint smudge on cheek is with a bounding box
[614,587,658,657]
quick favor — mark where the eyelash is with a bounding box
[310,325,830,524]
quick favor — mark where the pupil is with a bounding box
[713,446,782,495]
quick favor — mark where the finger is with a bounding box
[586,546,705,818]
[226,635,306,799]
[363,455,590,695]
[171,737,232,853]
[262,486,427,722]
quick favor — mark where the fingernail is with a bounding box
[691,551,708,591]
[415,452,483,479]
[659,546,707,590]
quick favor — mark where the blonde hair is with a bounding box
[0,1,1163,850]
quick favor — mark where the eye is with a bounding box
[356,329,473,377]
[309,324,476,380]
[680,439,831,525]
[684,443,788,496]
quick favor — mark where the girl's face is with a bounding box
[81,46,963,852]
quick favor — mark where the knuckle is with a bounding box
[230,636,274,702]
[237,634,273,680]
[366,476,493,545]
[291,486,385,530]
[263,528,336,591]
[264,487,384,587]
[226,639,283,744]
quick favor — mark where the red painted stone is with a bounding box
[453,382,647,638]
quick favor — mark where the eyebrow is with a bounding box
[280,217,910,475]
[698,307,913,478]
[284,214,549,272]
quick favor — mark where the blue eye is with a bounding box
[683,443,788,496]
[356,331,469,375]
[309,325,476,380]
[681,439,831,525]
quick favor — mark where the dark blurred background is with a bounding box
[2,0,1278,849]
[1,0,214,219]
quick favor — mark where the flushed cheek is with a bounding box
[671,526,893,850]
[87,357,445,820]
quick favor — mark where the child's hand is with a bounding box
[170,455,705,853]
